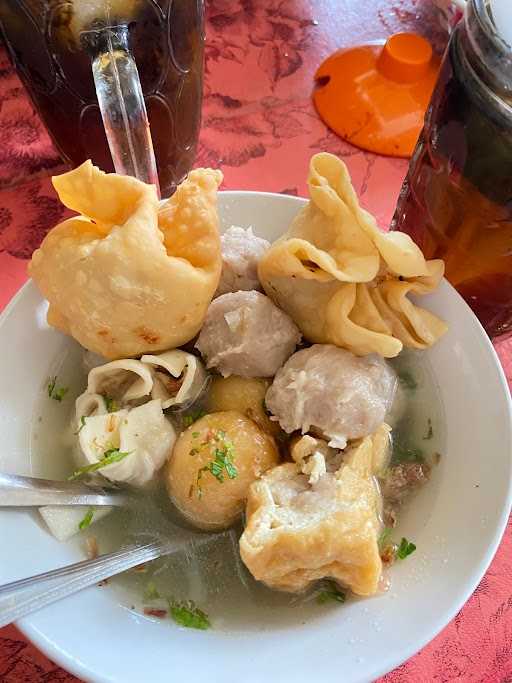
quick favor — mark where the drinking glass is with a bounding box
[0,0,205,198]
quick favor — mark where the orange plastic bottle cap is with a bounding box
[378,33,433,83]
[313,32,441,158]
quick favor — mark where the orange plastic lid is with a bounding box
[313,33,441,158]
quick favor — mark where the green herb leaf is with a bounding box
[225,461,237,479]
[316,580,346,605]
[392,442,424,464]
[74,415,87,436]
[423,418,433,440]
[144,581,160,601]
[53,386,69,402]
[398,371,417,391]
[47,376,56,398]
[196,430,237,495]
[104,396,120,413]
[102,447,127,459]
[183,409,207,428]
[47,376,68,402]
[396,537,416,560]
[167,599,210,630]
[68,447,132,481]
[78,506,94,530]
[378,527,393,549]
[192,432,199,438]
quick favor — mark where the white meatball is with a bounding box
[195,291,301,378]
[215,226,270,297]
[265,344,397,447]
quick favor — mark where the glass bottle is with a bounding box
[392,0,512,339]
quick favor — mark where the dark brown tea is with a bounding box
[0,0,204,197]
[392,1,512,339]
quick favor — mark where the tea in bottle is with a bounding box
[392,0,512,339]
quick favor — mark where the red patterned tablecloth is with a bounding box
[1,1,511,681]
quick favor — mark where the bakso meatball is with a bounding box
[216,226,270,297]
[195,291,301,378]
[265,344,397,448]
[166,411,279,530]
[207,375,282,439]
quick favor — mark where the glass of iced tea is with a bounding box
[392,0,512,340]
[0,0,204,197]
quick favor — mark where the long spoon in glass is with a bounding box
[82,18,160,194]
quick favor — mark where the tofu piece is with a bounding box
[240,426,389,596]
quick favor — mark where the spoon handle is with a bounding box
[0,473,129,507]
[0,540,176,628]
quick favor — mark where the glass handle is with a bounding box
[85,25,160,196]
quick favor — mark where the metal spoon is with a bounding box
[0,527,219,628]
[0,374,216,626]
[0,473,130,507]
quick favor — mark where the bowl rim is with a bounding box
[2,189,512,682]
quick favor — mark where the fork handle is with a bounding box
[0,540,176,628]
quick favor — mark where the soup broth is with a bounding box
[30,343,445,631]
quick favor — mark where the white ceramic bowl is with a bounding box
[1,191,511,683]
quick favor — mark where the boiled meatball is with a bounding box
[265,344,396,448]
[215,226,270,297]
[207,375,283,439]
[166,411,279,530]
[195,291,301,378]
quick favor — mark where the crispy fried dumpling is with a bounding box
[141,350,207,408]
[258,152,448,357]
[77,400,175,486]
[195,290,301,378]
[240,427,388,596]
[29,161,223,358]
[216,226,270,296]
[265,344,396,448]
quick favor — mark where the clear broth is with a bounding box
[30,343,445,631]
